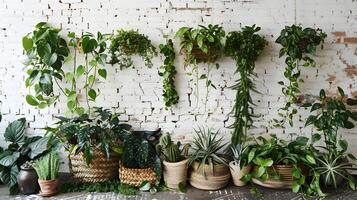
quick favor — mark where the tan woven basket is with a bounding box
[119,162,158,187]
[69,149,119,183]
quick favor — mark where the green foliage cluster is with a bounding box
[23,22,69,108]
[274,25,327,128]
[156,133,190,163]
[49,107,132,165]
[60,180,138,195]
[120,130,162,176]
[31,151,60,180]
[109,29,157,69]
[224,25,267,147]
[159,39,179,108]
[0,118,51,194]
[188,127,228,176]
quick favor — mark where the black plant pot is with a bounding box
[17,163,40,195]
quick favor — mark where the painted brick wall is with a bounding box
[1,0,357,170]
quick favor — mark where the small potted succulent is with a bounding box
[188,127,230,190]
[156,133,190,189]
[229,144,251,186]
[31,151,61,197]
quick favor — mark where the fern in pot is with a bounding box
[188,127,230,190]
[31,151,61,197]
[156,133,190,189]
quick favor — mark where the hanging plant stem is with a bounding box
[224,25,267,147]
[274,25,326,128]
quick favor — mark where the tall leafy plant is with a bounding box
[0,118,51,194]
[224,25,267,147]
[22,22,69,108]
[109,29,157,69]
[31,151,60,180]
[274,25,326,128]
[175,24,225,109]
[159,39,179,108]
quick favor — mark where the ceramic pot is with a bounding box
[38,179,59,197]
[163,159,189,189]
[189,161,230,190]
[17,163,40,195]
[229,161,251,186]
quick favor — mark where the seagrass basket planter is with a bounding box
[118,161,158,187]
[69,149,119,183]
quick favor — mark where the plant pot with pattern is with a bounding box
[31,151,61,197]
[119,129,162,187]
[188,127,230,190]
[49,107,132,183]
[156,133,191,189]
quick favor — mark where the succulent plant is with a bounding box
[156,133,190,163]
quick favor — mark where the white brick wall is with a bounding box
[1,0,357,171]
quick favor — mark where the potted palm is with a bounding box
[156,133,190,189]
[188,127,230,190]
[31,151,61,197]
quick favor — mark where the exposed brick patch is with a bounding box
[331,31,346,37]
[343,37,357,44]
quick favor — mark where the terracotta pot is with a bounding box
[189,161,230,190]
[17,164,40,195]
[163,159,189,189]
[38,179,59,197]
[229,161,251,186]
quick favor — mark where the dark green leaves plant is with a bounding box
[109,29,157,69]
[224,25,267,147]
[274,25,327,128]
[23,22,69,108]
[159,39,179,108]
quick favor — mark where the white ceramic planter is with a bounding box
[229,161,251,186]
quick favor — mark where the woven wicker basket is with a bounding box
[69,149,119,183]
[119,162,158,187]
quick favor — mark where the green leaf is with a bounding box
[175,27,189,37]
[319,89,326,99]
[43,53,57,66]
[312,133,321,143]
[22,37,33,50]
[310,103,322,112]
[4,119,26,144]
[347,98,357,106]
[67,100,76,110]
[0,164,19,188]
[178,182,187,193]
[339,139,348,151]
[98,69,107,79]
[26,95,39,106]
[0,151,20,167]
[28,137,49,159]
[248,148,256,163]
[292,182,300,193]
[255,166,266,177]
[88,89,97,100]
[338,87,345,96]
[76,65,85,76]
[84,147,94,165]
[306,154,316,165]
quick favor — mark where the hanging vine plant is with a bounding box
[224,25,267,147]
[109,29,157,69]
[159,39,179,108]
[175,24,225,108]
[23,22,109,116]
[274,25,327,128]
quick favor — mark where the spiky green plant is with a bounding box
[188,127,228,176]
[31,151,61,180]
[156,133,190,163]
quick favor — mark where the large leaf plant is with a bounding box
[0,118,51,194]
[224,25,267,147]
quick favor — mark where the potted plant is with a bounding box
[49,107,132,183]
[229,144,251,186]
[274,25,327,128]
[156,133,190,189]
[188,127,230,190]
[109,29,157,69]
[31,151,61,197]
[119,129,162,187]
[175,24,225,108]
[0,118,51,194]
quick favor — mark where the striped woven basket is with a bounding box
[69,149,119,183]
[119,162,158,187]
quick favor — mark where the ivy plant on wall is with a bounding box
[224,25,267,147]
[109,29,157,69]
[159,39,179,108]
[175,24,225,109]
[22,22,69,108]
[274,25,327,128]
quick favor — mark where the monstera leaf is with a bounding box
[4,118,26,145]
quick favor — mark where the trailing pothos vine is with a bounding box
[224,25,267,147]
[274,25,326,128]
[175,24,225,109]
[159,39,179,108]
[109,29,157,69]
